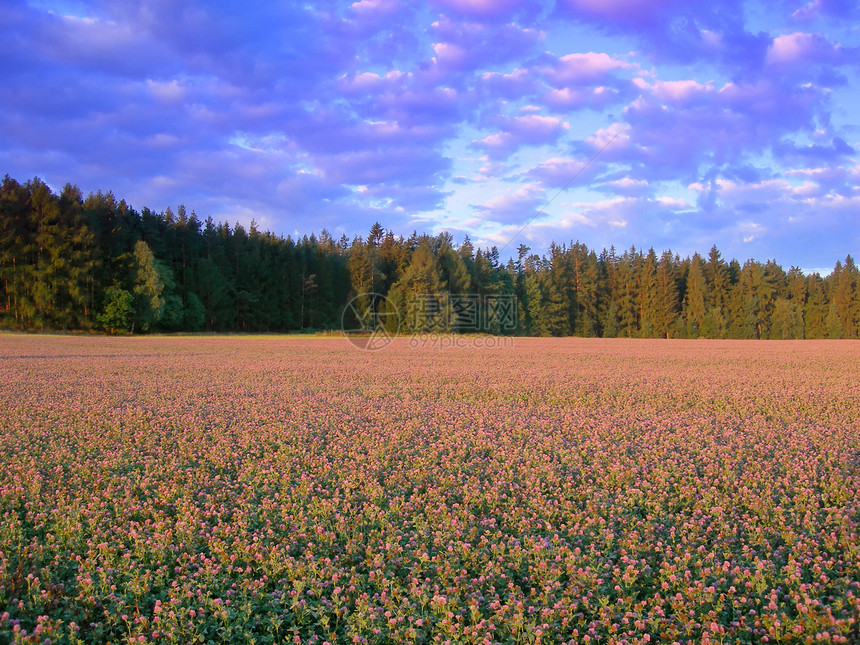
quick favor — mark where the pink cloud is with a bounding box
[476,115,568,158]
[766,32,841,65]
[350,0,400,15]
[339,71,385,94]
[650,79,713,102]
[430,0,526,19]
[586,122,631,150]
[480,68,536,97]
[602,177,651,197]
[145,78,187,104]
[432,41,472,68]
[547,52,634,86]
[428,18,541,72]
[525,157,592,186]
[545,85,624,110]
[472,183,545,223]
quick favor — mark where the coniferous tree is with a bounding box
[830,256,859,338]
[615,250,637,337]
[570,243,599,337]
[705,245,729,312]
[524,272,546,336]
[0,177,37,326]
[654,251,679,338]
[683,255,707,337]
[541,281,571,336]
[598,247,619,337]
[0,175,855,339]
[636,248,659,337]
[804,274,828,339]
[771,297,804,339]
[390,241,445,332]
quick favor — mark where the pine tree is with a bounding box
[637,248,659,337]
[29,177,61,327]
[524,273,546,336]
[0,176,36,327]
[654,251,679,338]
[391,242,445,332]
[705,245,729,312]
[57,184,98,328]
[1,174,855,338]
[683,255,707,337]
[771,298,804,339]
[615,251,637,337]
[804,274,828,338]
[571,246,600,337]
[541,280,571,336]
[830,256,859,338]
[598,246,619,337]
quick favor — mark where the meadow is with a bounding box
[1,335,858,644]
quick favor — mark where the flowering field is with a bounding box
[1,336,858,644]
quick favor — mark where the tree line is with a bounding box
[1,175,858,338]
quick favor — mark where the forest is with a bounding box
[1,174,858,339]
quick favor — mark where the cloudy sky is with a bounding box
[2,0,858,271]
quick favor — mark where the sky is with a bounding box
[1,0,858,273]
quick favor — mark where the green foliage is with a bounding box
[182,292,206,331]
[524,273,545,336]
[770,297,804,339]
[130,240,164,332]
[157,294,185,331]
[701,306,727,339]
[1,174,858,338]
[96,285,134,333]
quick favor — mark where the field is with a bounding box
[1,336,858,644]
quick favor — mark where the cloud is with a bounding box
[524,157,601,189]
[2,0,858,269]
[655,196,691,208]
[350,0,401,16]
[792,0,860,22]
[546,52,635,86]
[479,68,537,98]
[600,177,652,196]
[475,114,568,158]
[544,85,628,110]
[774,136,856,162]
[427,17,542,74]
[555,0,776,78]
[430,0,530,20]
[472,183,545,224]
[633,78,714,103]
[766,32,845,66]
[557,0,684,27]
[538,52,637,110]
[314,147,451,188]
[785,164,860,197]
[577,73,837,187]
[497,194,694,254]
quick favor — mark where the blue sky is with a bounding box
[2,0,858,272]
